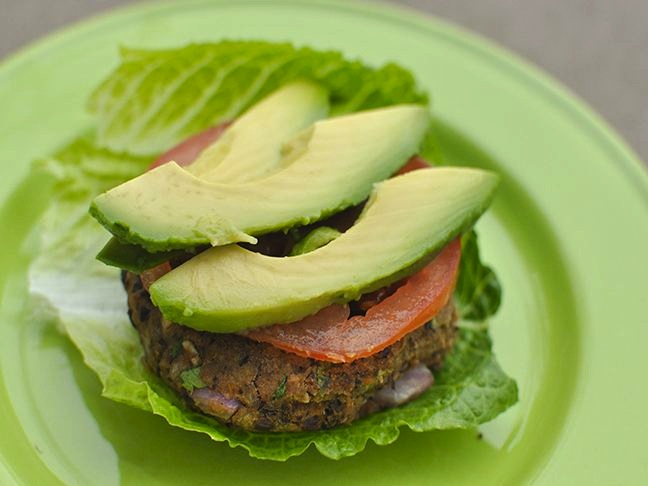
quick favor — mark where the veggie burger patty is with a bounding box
[123,271,458,432]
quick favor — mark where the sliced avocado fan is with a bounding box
[90,104,430,252]
[149,167,499,332]
[97,81,329,271]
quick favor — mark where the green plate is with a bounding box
[1,1,647,484]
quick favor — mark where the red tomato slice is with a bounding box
[396,155,430,175]
[141,261,173,291]
[148,122,230,169]
[245,238,461,363]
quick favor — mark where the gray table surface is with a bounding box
[1,0,646,163]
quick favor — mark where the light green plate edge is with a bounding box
[0,1,646,485]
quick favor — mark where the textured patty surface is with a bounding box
[123,271,458,432]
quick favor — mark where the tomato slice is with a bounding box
[148,122,230,170]
[396,155,430,175]
[245,238,461,363]
[141,261,173,291]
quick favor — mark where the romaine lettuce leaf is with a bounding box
[455,230,502,320]
[28,137,517,461]
[89,42,428,155]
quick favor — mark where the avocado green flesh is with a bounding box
[97,81,329,270]
[188,80,329,181]
[290,226,341,256]
[90,105,430,252]
[149,167,499,332]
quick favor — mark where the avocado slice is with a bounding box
[96,237,188,273]
[289,226,341,256]
[149,167,499,332]
[97,81,329,271]
[188,80,329,181]
[96,240,190,273]
[90,105,430,252]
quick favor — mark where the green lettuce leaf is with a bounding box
[89,42,428,155]
[455,230,502,320]
[28,138,517,461]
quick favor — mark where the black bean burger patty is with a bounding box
[123,271,458,432]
